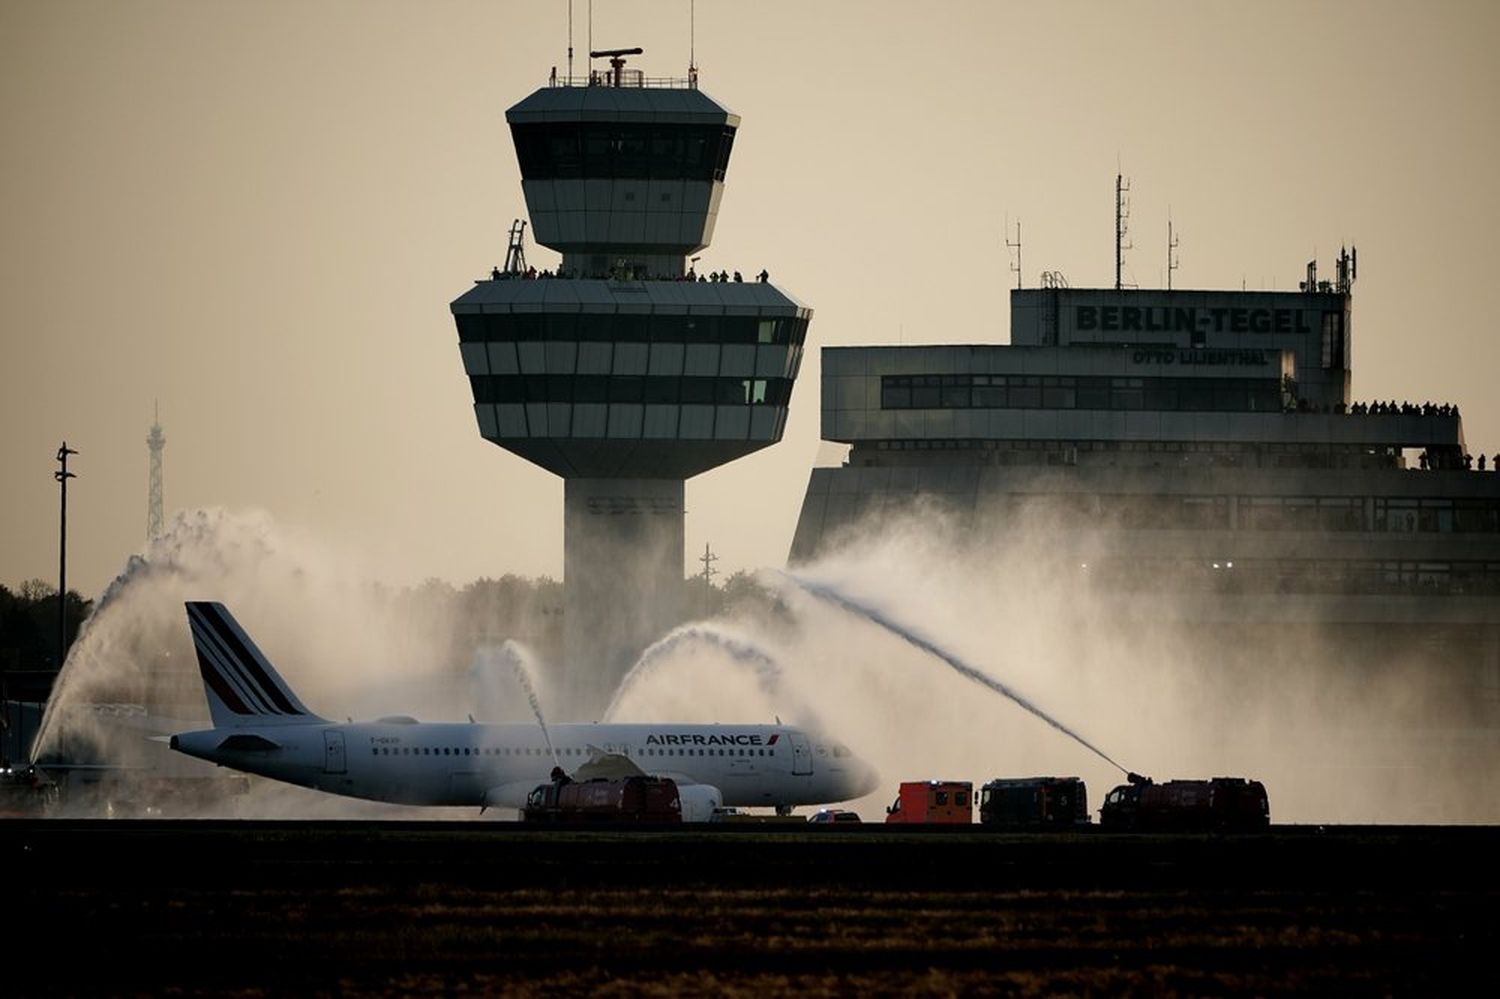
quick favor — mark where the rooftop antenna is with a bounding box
[568,0,574,82]
[1336,244,1357,293]
[1005,216,1022,290]
[587,0,593,82]
[504,219,529,274]
[1167,211,1180,291]
[1114,169,1133,290]
[689,0,697,85]
[590,47,643,88]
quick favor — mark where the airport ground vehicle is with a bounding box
[808,808,862,824]
[523,775,682,823]
[979,777,1089,829]
[0,764,58,817]
[885,780,973,824]
[1099,774,1269,831]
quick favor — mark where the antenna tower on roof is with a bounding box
[1005,217,1022,290]
[1115,171,1133,290]
[1167,212,1180,291]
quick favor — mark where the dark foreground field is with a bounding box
[4,821,1496,996]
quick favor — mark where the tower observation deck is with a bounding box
[450,56,812,715]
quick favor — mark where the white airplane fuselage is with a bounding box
[171,719,874,810]
[169,601,878,813]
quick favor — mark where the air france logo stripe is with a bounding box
[194,609,293,716]
[200,603,302,715]
[188,608,278,714]
[186,615,253,715]
[188,609,277,715]
[187,603,304,717]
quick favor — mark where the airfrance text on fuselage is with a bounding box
[647,733,774,746]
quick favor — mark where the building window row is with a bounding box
[472,374,792,407]
[1083,557,1500,597]
[880,374,1285,412]
[511,122,737,182]
[990,492,1500,534]
[1374,498,1500,534]
[457,313,809,347]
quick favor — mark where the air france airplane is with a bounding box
[169,602,878,816]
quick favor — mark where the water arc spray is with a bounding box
[492,640,560,769]
[776,570,1130,776]
[603,623,817,729]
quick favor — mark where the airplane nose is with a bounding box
[848,755,881,798]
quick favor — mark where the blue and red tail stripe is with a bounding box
[186,602,310,718]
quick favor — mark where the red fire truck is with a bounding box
[884,780,973,824]
[523,775,683,823]
[1099,773,1269,832]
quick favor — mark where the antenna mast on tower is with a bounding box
[503,219,529,274]
[698,541,718,585]
[1005,217,1023,290]
[147,402,165,540]
[1115,172,1133,290]
[1167,213,1180,291]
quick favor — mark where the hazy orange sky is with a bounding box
[4,1,1499,598]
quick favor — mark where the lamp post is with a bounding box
[54,443,77,668]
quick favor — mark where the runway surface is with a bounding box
[5,821,1496,995]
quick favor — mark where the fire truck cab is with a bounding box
[884,780,973,824]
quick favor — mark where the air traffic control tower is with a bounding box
[450,52,812,716]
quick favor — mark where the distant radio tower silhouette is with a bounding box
[147,402,165,541]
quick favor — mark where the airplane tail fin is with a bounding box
[184,602,325,728]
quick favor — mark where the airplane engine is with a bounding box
[677,784,723,823]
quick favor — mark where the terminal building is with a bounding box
[791,253,1500,809]
[451,54,811,716]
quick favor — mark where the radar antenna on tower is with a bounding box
[589,47,644,88]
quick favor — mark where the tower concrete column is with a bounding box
[563,478,683,716]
